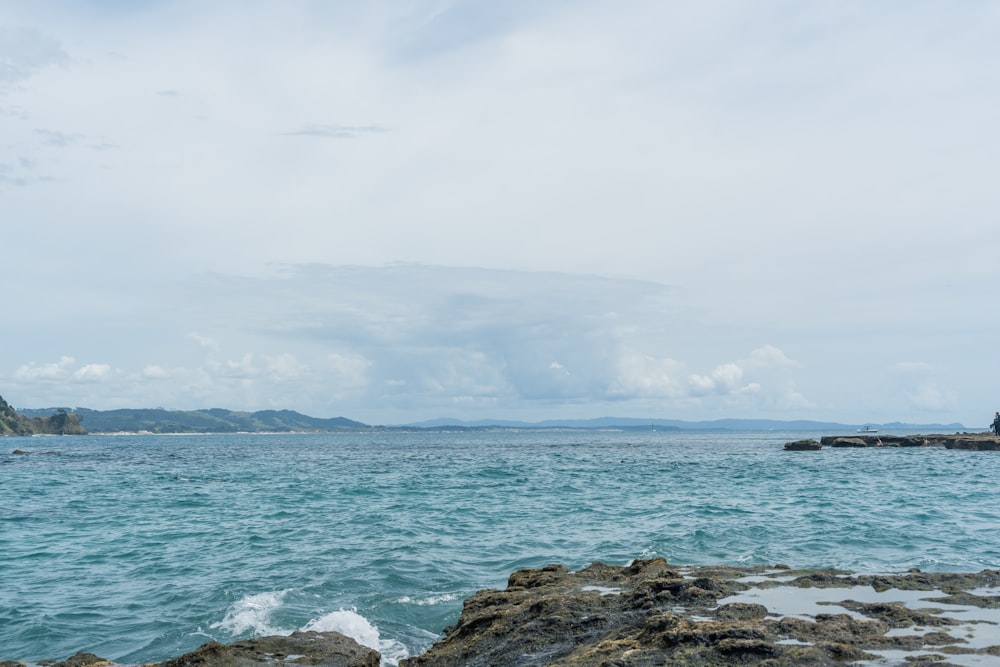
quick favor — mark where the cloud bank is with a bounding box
[3,264,817,424]
[2,1,998,425]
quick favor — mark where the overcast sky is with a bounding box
[2,0,998,426]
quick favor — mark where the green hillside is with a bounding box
[23,406,371,434]
[0,394,87,436]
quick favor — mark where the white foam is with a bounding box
[396,593,458,606]
[581,585,621,596]
[303,608,410,667]
[303,609,382,648]
[210,589,290,636]
[210,592,412,666]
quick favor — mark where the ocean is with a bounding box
[2,429,999,664]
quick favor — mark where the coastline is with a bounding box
[6,559,1000,667]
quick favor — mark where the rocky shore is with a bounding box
[784,432,1000,451]
[0,632,381,667]
[8,558,1000,667]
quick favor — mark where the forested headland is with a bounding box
[0,394,86,436]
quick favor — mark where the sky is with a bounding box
[2,0,999,426]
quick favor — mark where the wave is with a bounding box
[211,591,410,666]
[303,609,409,665]
[209,590,291,636]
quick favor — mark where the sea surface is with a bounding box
[3,429,1000,664]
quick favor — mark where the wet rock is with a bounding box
[715,602,769,620]
[944,435,1000,450]
[402,561,1000,667]
[834,600,956,628]
[934,591,1000,608]
[52,654,114,667]
[783,439,821,451]
[157,631,379,667]
[824,437,871,448]
[813,433,1000,450]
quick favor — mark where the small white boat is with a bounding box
[857,425,879,433]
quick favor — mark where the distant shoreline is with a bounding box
[8,403,969,436]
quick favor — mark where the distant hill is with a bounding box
[0,394,86,436]
[9,400,970,434]
[19,406,369,434]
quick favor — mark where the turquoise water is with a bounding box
[3,430,1000,664]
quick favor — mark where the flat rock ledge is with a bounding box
[9,560,1000,667]
[1,631,379,667]
[400,559,1000,666]
[784,433,1000,450]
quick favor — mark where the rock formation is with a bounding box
[783,433,1000,450]
[782,439,822,450]
[2,632,379,667]
[158,631,380,667]
[401,559,1000,666]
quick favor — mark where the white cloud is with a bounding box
[283,124,389,139]
[612,353,687,398]
[263,353,308,380]
[2,1,998,426]
[322,353,371,390]
[894,361,933,374]
[142,365,169,379]
[217,354,259,379]
[14,356,76,380]
[906,382,958,412]
[73,363,112,381]
[747,345,801,370]
[689,363,746,396]
[188,333,221,352]
[0,25,67,84]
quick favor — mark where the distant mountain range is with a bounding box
[403,416,968,432]
[11,403,968,435]
[17,406,368,434]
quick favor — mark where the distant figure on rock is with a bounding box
[992,412,1000,436]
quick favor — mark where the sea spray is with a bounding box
[303,609,410,666]
[211,593,409,666]
[395,593,458,606]
[210,590,290,637]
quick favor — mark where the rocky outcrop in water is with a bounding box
[782,439,822,450]
[823,434,950,447]
[784,433,1000,450]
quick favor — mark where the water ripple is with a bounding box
[4,431,1000,663]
